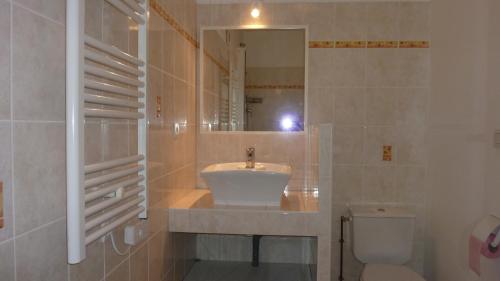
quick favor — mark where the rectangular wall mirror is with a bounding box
[200,28,306,132]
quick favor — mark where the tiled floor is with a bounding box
[184,261,314,281]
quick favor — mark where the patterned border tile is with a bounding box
[335,40,367,48]
[309,40,430,49]
[150,0,431,52]
[150,0,198,48]
[204,50,229,75]
[399,41,430,48]
[367,41,399,48]
[309,41,334,48]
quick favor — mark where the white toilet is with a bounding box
[350,205,426,281]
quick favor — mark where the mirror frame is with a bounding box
[198,25,309,133]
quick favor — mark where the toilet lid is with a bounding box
[361,264,425,281]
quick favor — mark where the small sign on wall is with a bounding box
[383,145,392,161]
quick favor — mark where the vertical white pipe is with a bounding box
[66,0,86,264]
[137,0,149,219]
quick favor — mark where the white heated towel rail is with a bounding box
[66,0,148,264]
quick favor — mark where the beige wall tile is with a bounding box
[398,49,430,87]
[174,79,188,125]
[163,25,176,74]
[398,2,430,41]
[197,4,211,27]
[365,88,398,126]
[333,126,364,165]
[12,6,65,121]
[208,4,241,26]
[15,220,67,281]
[396,125,427,165]
[366,49,400,87]
[396,88,428,126]
[365,2,399,40]
[14,0,65,25]
[362,165,396,202]
[308,88,334,125]
[13,122,65,234]
[301,3,335,41]
[333,165,363,203]
[0,240,15,281]
[174,34,187,80]
[69,240,105,281]
[147,66,162,123]
[163,73,176,125]
[334,3,367,41]
[106,259,130,281]
[334,88,365,126]
[331,49,366,87]
[149,10,163,69]
[131,244,148,281]
[149,231,165,281]
[0,2,10,120]
[309,49,333,88]
[271,3,307,26]
[395,166,426,204]
[0,123,13,241]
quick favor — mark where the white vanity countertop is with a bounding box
[167,189,323,236]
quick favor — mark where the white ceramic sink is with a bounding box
[200,162,292,206]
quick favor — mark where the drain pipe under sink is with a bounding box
[252,235,263,267]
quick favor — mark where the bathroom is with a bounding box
[1,0,500,281]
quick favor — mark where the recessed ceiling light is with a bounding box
[251,7,260,18]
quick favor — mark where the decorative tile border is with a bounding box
[399,41,430,48]
[335,40,367,48]
[309,41,334,48]
[367,41,399,48]
[309,40,430,49]
[150,0,198,48]
[149,0,430,51]
[245,85,305,90]
[204,50,229,75]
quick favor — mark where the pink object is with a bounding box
[469,234,500,276]
[482,234,500,258]
[470,235,483,275]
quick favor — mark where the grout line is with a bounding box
[149,64,196,87]
[14,216,66,239]
[105,252,130,279]
[0,236,13,247]
[9,1,17,280]
[11,120,65,124]
[146,237,149,281]
[12,2,65,27]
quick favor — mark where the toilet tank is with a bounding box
[349,205,416,265]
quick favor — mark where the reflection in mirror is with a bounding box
[0,182,3,229]
[201,28,306,132]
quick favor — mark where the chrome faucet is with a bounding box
[246,147,255,168]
